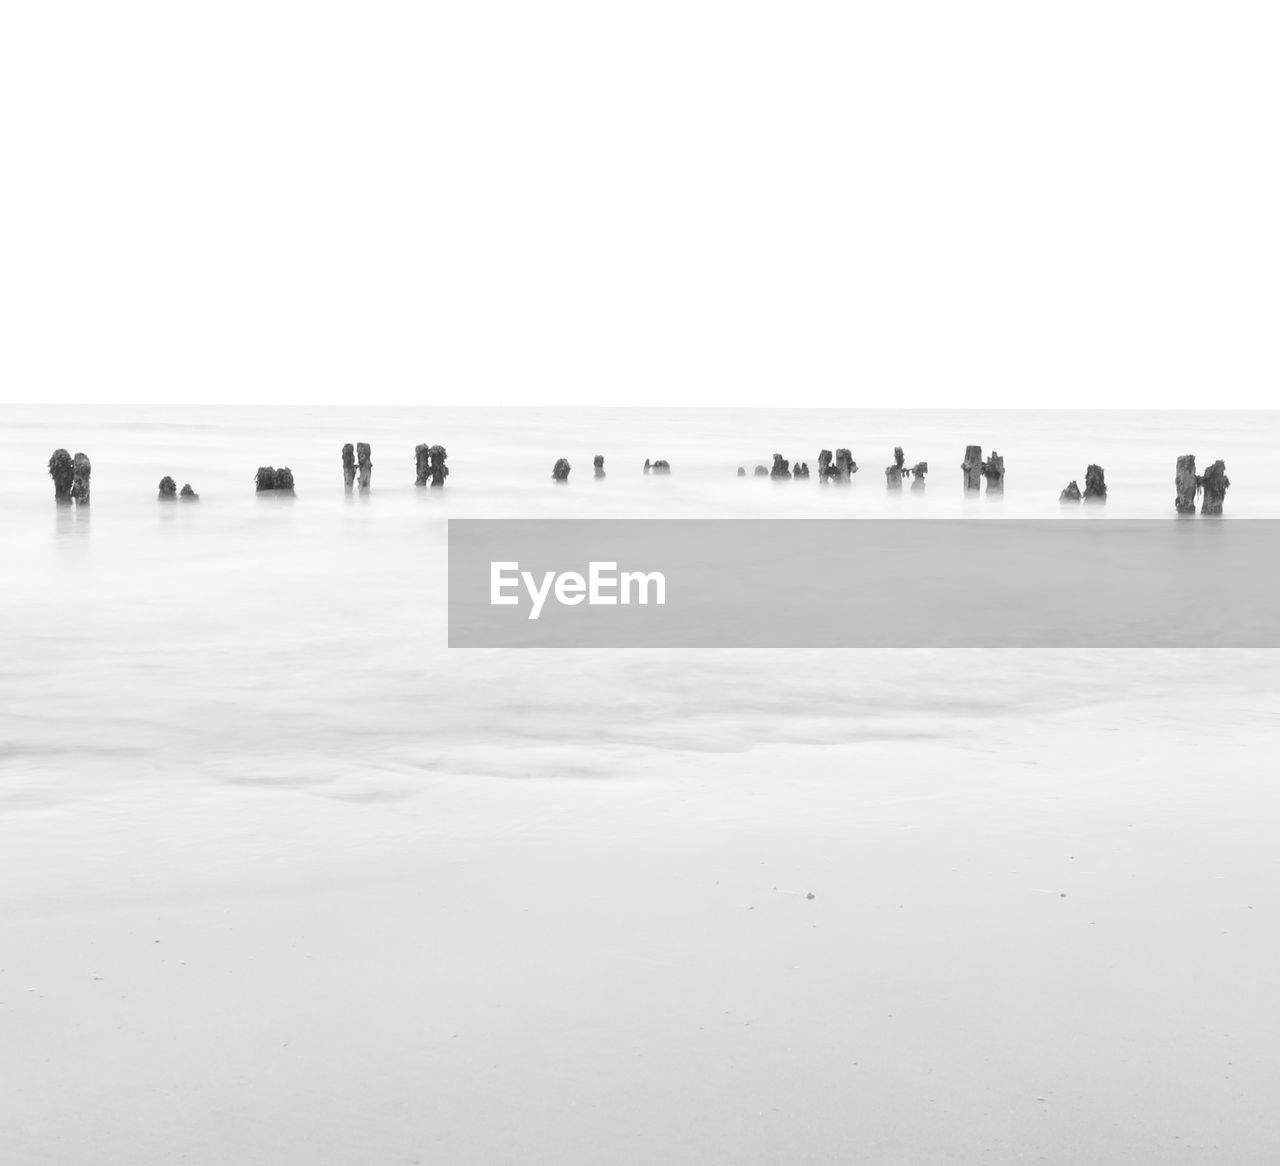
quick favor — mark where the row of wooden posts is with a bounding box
[45,444,1232,514]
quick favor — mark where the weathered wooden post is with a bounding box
[414,444,430,486]
[835,449,856,480]
[816,450,833,481]
[643,458,651,474]
[70,453,91,506]
[356,442,372,489]
[159,476,177,500]
[793,461,810,479]
[594,455,605,478]
[910,462,928,490]
[342,444,357,489]
[49,449,74,506]
[753,464,769,477]
[552,458,571,482]
[981,451,1005,492]
[1059,480,1082,502]
[1083,464,1107,502]
[650,459,671,474]
[427,445,448,487]
[770,453,792,479]
[1200,460,1229,515]
[180,483,199,501]
[1175,455,1198,514]
[961,446,982,491]
[255,467,296,494]
[737,466,746,477]
[885,447,906,488]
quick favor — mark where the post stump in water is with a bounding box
[770,454,792,479]
[910,462,928,490]
[961,446,983,491]
[70,453,91,506]
[753,464,769,477]
[1199,460,1229,515]
[552,458,572,482]
[1083,464,1107,502]
[414,444,431,486]
[594,455,605,478]
[255,466,296,494]
[981,451,1005,492]
[649,459,671,474]
[794,461,810,479]
[342,444,356,489]
[49,449,74,505]
[356,443,372,489]
[427,446,448,487]
[1175,455,1198,514]
[885,447,906,488]
[737,466,746,477]
[1060,480,1082,502]
[158,476,177,501]
[180,484,199,501]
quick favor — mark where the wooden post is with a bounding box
[961,445,982,491]
[1175,455,1197,514]
[414,444,430,486]
[552,458,571,482]
[650,459,671,474]
[49,449,74,506]
[793,461,810,479]
[342,444,356,489]
[158,476,177,500]
[770,453,792,479]
[594,455,605,478]
[356,442,372,489]
[1200,460,1229,515]
[753,464,769,476]
[835,449,856,480]
[1059,480,1082,502]
[255,467,295,494]
[70,453,91,506]
[981,451,1005,492]
[180,484,199,501]
[910,462,928,490]
[427,445,448,487]
[885,447,905,489]
[1083,464,1107,502]
[737,466,746,477]
[643,458,651,474]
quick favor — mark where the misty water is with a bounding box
[3,406,1279,802]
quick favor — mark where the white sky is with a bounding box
[1,2,1276,408]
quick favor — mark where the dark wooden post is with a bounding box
[1083,464,1106,502]
[793,461,810,479]
[414,444,430,486]
[158,476,177,500]
[643,458,651,474]
[650,459,671,474]
[255,467,295,494]
[1059,480,1082,502]
[70,453,91,506]
[1175,455,1197,514]
[910,462,927,490]
[981,451,1005,492]
[594,455,605,478]
[49,449,74,506]
[1200,460,1229,515]
[754,464,769,476]
[356,443,372,489]
[737,466,746,477]
[427,445,448,487]
[885,447,905,488]
[961,445,982,491]
[835,449,856,480]
[342,444,356,489]
[180,484,199,501]
[552,458,571,482]
[770,453,792,479]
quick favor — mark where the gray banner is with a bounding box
[448,519,1280,648]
